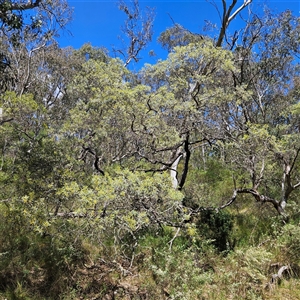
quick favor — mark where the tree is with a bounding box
[213,0,253,47]
[3,1,300,298]
[158,23,204,52]
[0,0,72,93]
[117,0,155,67]
[63,56,140,174]
[0,0,43,30]
[217,10,300,216]
[139,40,236,190]
[0,0,71,32]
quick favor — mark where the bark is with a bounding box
[55,212,87,218]
[118,0,154,68]
[219,188,287,216]
[0,117,14,125]
[220,148,300,216]
[0,0,42,21]
[266,265,291,289]
[170,153,182,189]
[178,135,191,190]
[215,0,253,47]
[79,146,105,175]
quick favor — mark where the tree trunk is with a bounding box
[170,154,182,189]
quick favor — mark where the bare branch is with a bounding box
[266,265,291,289]
[254,157,265,190]
[117,0,155,67]
[168,227,180,251]
[228,0,252,24]
[215,0,252,47]
[170,150,183,189]
[0,117,14,125]
[289,147,300,175]
[293,181,300,189]
[79,146,105,175]
[219,188,284,215]
[219,189,238,209]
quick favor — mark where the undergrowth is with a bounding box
[1,204,300,299]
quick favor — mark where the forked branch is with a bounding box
[215,0,253,47]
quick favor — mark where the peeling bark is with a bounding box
[170,153,183,189]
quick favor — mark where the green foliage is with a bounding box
[73,43,109,63]
[232,206,280,247]
[0,202,87,298]
[0,1,24,30]
[158,23,205,51]
[277,223,300,264]
[57,168,184,251]
[197,209,234,252]
[136,228,215,299]
[1,2,300,299]
[216,246,272,299]
[183,158,233,208]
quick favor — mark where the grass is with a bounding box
[1,205,300,299]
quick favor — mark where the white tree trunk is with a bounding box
[170,154,183,189]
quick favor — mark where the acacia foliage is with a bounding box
[1,1,300,298]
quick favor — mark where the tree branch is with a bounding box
[266,265,291,289]
[10,0,42,11]
[118,0,154,67]
[215,0,252,47]
[219,187,284,215]
[253,157,265,190]
[79,146,105,175]
[170,150,182,189]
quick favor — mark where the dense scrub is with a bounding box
[1,0,300,299]
[1,165,300,299]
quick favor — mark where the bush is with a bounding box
[196,209,234,252]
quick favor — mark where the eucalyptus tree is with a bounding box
[0,0,73,176]
[217,10,300,216]
[158,23,204,52]
[124,0,252,191]
[0,0,72,93]
[138,40,236,190]
[63,0,253,194]
[0,0,75,243]
[0,0,69,29]
[0,0,74,152]
[0,0,74,160]
[117,0,155,67]
[134,2,300,218]
[54,48,188,247]
[158,0,253,52]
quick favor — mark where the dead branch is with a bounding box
[215,0,253,47]
[219,187,286,216]
[168,227,180,251]
[79,146,105,175]
[266,265,291,289]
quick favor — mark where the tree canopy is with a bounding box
[1,0,300,299]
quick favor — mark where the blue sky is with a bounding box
[58,0,300,70]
